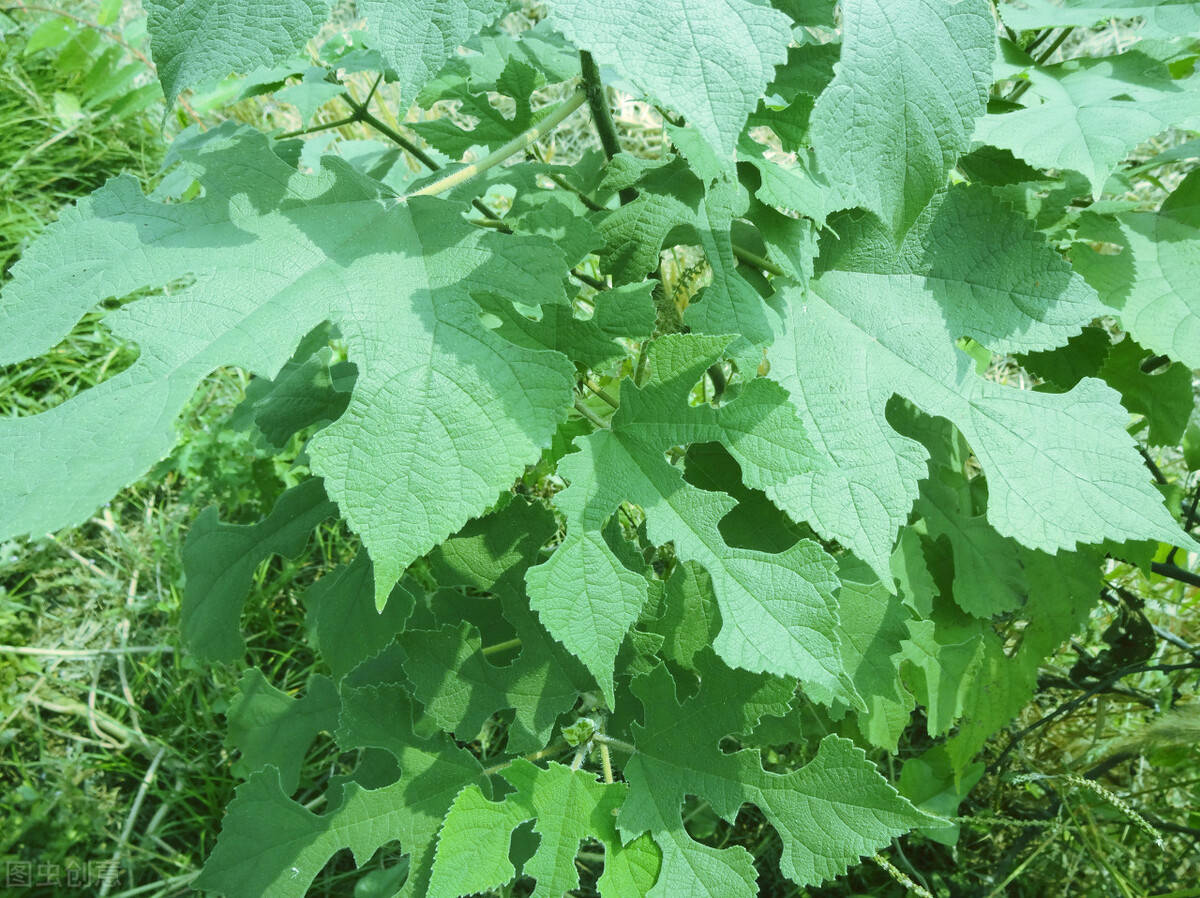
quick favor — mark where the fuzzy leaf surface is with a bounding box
[810,0,994,234]
[0,126,575,607]
[528,335,857,708]
[1073,170,1200,367]
[145,0,330,106]
[975,49,1200,197]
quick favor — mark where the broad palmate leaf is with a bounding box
[0,125,575,608]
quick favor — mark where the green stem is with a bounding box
[407,89,587,199]
[347,100,441,170]
[574,398,611,431]
[580,51,622,161]
[732,245,785,277]
[599,742,614,783]
[277,114,359,140]
[584,380,620,409]
[592,732,635,754]
[482,741,570,777]
[580,50,638,206]
[481,637,522,657]
[572,269,609,291]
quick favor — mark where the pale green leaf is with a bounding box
[767,184,1190,562]
[528,335,859,708]
[145,0,330,106]
[1073,170,1200,367]
[0,126,575,608]
[551,0,793,158]
[975,50,1200,198]
[358,0,507,103]
[810,0,994,234]
[998,0,1200,37]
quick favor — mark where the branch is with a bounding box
[1151,561,1200,590]
[407,89,587,199]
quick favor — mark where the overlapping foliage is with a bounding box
[2,0,1198,895]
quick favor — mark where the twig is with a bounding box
[480,637,522,657]
[407,89,587,199]
[1151,561,1200,590]
[1166,478,1199,565]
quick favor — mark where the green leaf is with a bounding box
[410,56,543,157]
[145,0,330,107]
[975,50,1200,198]
[528,335,858,708]
[619,656,935,889]
[596,155,777,358]
[428,761,660,898]
[767,185,1191,564]
[226,669,339,792]
[403,500,594,751]
[399,615,589,752]
[181,478,337,661]
[551,0,793,158]
[1072,170,1200,367]
[835,560,915,751]
[810,0,994,235]
[228,324,354,448]
[641,561,722,671]
[303,552,416,680]
[197,681,487,898]
[358,0,507,103]
[0,126,576,608]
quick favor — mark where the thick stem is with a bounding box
[580,51,622,161]
[346,100,441,170]
[580,50,638,206]
[407,89,587,199]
